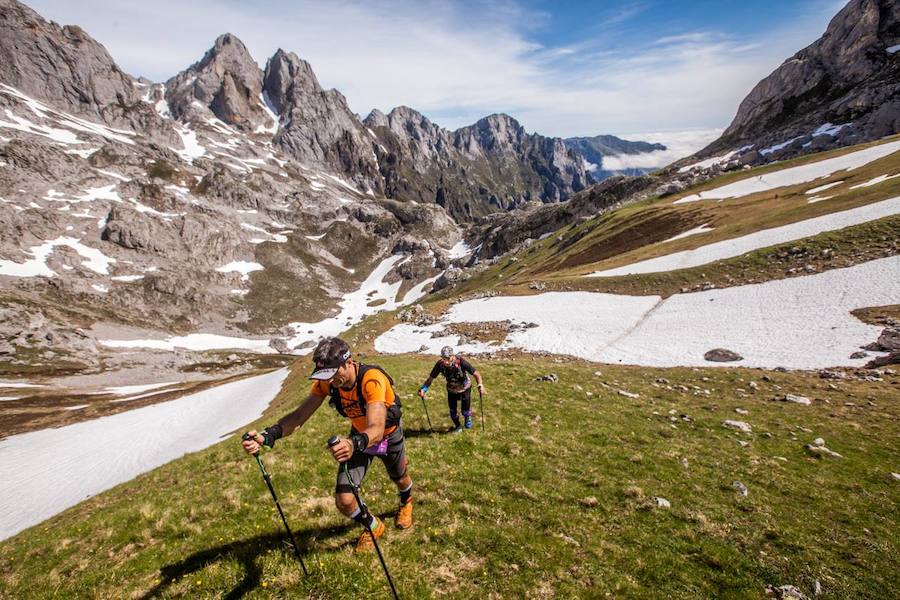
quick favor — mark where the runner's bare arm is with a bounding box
[359,401,387,445]
[473,370,485,392]
[278,392,326,436]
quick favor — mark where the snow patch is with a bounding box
[215,261,264,281]
[849,173,900,189]
[379,257,900,370]
[588,196,900,277]
[760,137,800,156]
[813,122,851,137]
[805,181,843,195]
[100,333,274,353]
[0,237,115,278]
[447,239,472,259]
[675,140,900,203]
[664,224,714,243]
[0,368,288,540]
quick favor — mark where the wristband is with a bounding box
[350,432,369,453]
[419,385,429,393]
[260,424,283,448]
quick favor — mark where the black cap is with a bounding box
[309,348,351,380]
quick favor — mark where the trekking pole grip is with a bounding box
[327,435,340,448]
[242,432,261,456]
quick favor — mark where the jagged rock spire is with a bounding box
[165,33,274,132]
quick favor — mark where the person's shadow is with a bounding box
[140,521,353,599]
[402,426,458,438]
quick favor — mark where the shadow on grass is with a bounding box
[140,521,354,599]
[402,426,460,438]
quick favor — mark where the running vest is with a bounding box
[328,363,402,427]
[440,357,470,389]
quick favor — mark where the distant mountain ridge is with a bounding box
[564,134,668,180]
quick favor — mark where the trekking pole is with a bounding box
[327,436,400,600]
[419,392,435,433]
[478,387,485,431]
[242,433,309,576]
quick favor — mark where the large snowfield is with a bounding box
[377,256,900,370]
[0,368,288,541]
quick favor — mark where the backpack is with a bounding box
[329,363,402,427]
[443,357,469,386]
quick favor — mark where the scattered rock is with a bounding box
[578,496,599,508]
[850,351,868,359]
[268,337,290,353]
[876,327,900,351]
[528,282,546,291]
[781,394,812,405]
[805,444,843,459]
[618,389,639,399]
[748,381,760,390]
[704,348,743,362]
[732,481,749,496]
[735,408,749,415]
[812,437,825,447]
[653,497,671,509]
[535,374,558,383]
[864,351,900,368]
[766,584,809,600]
[724,420,752,433]
[553,532,580,547]
[818,370,846,380]
[891,472,900,481]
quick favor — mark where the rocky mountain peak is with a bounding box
[466,113,527,154]
[0,0,139,122]
[366,106,444,144]
[164,32,273,132]
[702,0,900,162]
[364,108,389,128]
[262,49,322,115]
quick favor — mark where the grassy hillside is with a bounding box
[453,135,900,298]
[1,356,897,598]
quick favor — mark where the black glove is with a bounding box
[260,424,284,448]
[350,432,369,453]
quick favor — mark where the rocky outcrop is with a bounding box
[469,174,658,260]
[264,49,381,190]
[698,0,900,162]
[0,0,138,119]
[0,0,177,138]
[165,34,273,133]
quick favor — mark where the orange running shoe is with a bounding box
[395,499,413,530]
[355,516,385,552]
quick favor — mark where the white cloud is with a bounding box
[24,0,837,138]
[600,128,724,171]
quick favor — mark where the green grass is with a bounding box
[2,357,897,598]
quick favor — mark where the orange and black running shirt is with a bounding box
[311,366,398,435]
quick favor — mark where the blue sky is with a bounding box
[25,0,846,144]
